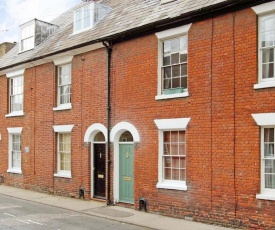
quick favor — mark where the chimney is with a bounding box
[0,42,16,58]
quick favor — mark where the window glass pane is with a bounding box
[181,64,187,76]
[83,6,91,28]
[172,65,180,78]
[164,168,171,180]
[180,169,186,181]
[261,32,274,47]
[170,143,178,155]
[164,143,170,155]
[171,38,180,52]
[180,36,187,52]
[265,174,275,188]
[262,17,274,32]
[172,157,179,168]
[119,131,133,142]
[171,53,179,65]
[262,48,274,63]
[264,128,274,142]
[179,131,185,142]
[262,63,274,79]
[164,131,170,142]
[172,77,180,88]
[94,132,105,142]
[163,41,171,66]
[265,159,275,173]
[164,156,171,167]
[172,169,180,180]
[163,67,171,79]
[171,131,178,142]
[180,53,187,63]
[179,157,186,169]
[163,79,171,89]
[178,143,185,155]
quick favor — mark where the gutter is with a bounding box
[102,41,112,205]
[0,0,272,72]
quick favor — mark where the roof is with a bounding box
[0,0,271,72]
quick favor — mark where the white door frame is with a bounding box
[84,123,107,198]
[110,122,140,203]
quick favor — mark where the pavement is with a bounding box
[0,184,233,230]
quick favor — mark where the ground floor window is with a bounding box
[7,127,23,174]
[154,118,190,190]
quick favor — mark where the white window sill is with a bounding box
[54,172,72,178]
[156,181,187,191]
[155,92,189,100]
[7,168,22,174]
[256,192,275,201]
[254,81,275,89]
[53,103,72,111]
[5,111,24,118]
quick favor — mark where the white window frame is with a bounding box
[7,127,23,174]
[53,125,74,178]
[19,22,35,53]
[252,113,275,200]
[53,56,73,111]
[155,24,191,100]
[5,69,25,117]
[73,3,95,34]
[154,118,190,190]
[253,2,275,89]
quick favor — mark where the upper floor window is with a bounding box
[162,36,187,95]
[53,56,73,111]
[74,5,91,32]
[260,15,275,80]
[5,69,25,117]
[9,76,24,113]
[73,2,111,34]
[253,3,275,89]
[20,23,35,52]
[58,64,71,106]
[19,19,57,53]
[155,24,191,100]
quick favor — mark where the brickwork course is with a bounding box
[0,0,275,229]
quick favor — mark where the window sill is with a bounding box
[53,104,72,111]
[54,172,72,178]
[5,111,24,118]
[7,168,22,174]
[156,181,187,191]
[155,91,189,100]
[256,192,275,201]
[254,81,275,89]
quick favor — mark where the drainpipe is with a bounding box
[103,41,112,205]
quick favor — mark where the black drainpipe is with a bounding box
[103,41,112,205]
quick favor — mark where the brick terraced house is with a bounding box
[0,0,275,228]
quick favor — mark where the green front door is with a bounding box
[119,144,134,203]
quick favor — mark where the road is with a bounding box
[0,194,147,230]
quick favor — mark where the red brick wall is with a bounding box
[0,6,274,229]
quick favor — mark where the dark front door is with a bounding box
[94,144,106,198]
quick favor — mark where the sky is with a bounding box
[0,0,82,44]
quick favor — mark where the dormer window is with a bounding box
[19,19,58,53]
[21,23,35,52]
[73,2,111,34]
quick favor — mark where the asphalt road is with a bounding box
[0,194,147,230]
